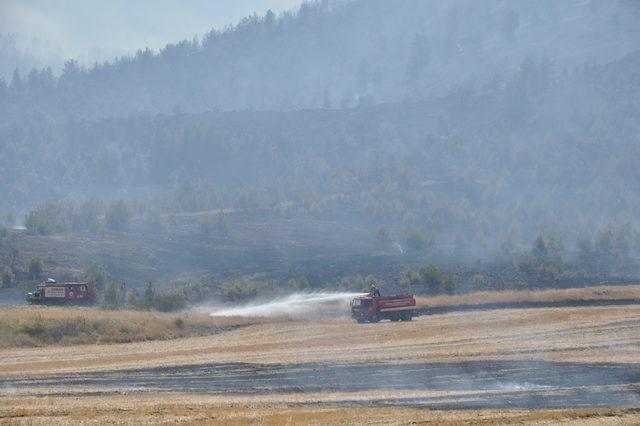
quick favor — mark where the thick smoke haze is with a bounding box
[1,0,639,293]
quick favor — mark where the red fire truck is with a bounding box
[350,294,416,323]
[26,279,95,305]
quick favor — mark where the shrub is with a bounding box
[19,316,45,337]
[221,276,265,302]
[365,275,378,286]
[287,276,310,290]
[338,274,364,291]
[399,267,421,287]
[154,290,188,312]
[472,274,490,286]
[124,284,188,312]
[418,264,455,294]
[174,318,185,329]
[403,227,435,251]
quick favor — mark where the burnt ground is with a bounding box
[5,360,640,409]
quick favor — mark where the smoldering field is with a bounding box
[2,299,640,423]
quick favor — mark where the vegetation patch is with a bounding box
[0,306,253,349]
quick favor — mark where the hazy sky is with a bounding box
[1,0,302,66]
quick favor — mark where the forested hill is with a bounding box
[1,0,639,120]
[2,52,639,249]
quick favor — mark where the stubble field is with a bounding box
[2,287,640,424]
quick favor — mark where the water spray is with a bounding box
[208,292,366,317]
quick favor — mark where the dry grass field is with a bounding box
[1,286,640,424]
[2,395,640,425]
[0,305,266,349]
[416,283,640,308]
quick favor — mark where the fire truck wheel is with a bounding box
[370,314,380,323]
[390,314,400,321]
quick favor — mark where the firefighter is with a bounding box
[369,283,381,297]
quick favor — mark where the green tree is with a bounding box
[24,203,67,235]
[126,288,141,307]
[399,267,421,287]
[547,236,565,264]
[102,281,121,308]
[405,33,429,87]
[105,200,130,231]
[2,266,15,287]
[71,201,101,232]
[2,213,15,228]
[28,256,44,279]
[144,210,164,233]
[375,225,390,249]
[404,227,435,251]
[144,282,156,304]
[0,224,8,247]
[214,214,229,237]
[500,5,519,39]
[84,264,107,291]
[532,235,548,263]
[199,215,212,239]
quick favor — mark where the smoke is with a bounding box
[2,382,16,397]
[208,292,366,318]
[495,381,551,390]
[393,242,404,254]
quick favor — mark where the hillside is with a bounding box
[2,52,640,250]
[1,0,640,302]
[1,0,639,120]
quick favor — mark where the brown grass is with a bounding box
[1,394,639,425]
[0,305,266,349]
[2,304,639,377]
[416,284,640,308]
[2,302,640,423]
